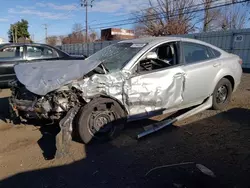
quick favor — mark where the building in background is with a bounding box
[0,38,5,44]
[17,37,32,43]
[101,28,135,40]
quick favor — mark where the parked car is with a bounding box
[0,43,86,87]
[9,37,242,144]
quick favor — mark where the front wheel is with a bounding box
[76,98,126,144]
[212,78,232,110]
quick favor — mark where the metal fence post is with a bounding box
[230,31,235,54]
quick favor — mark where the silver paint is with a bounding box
[13,37,242,117]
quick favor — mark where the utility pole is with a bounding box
[43,24,48,44]
[11,25,15,43]
[81,0,94,56]
[15,25,18,43]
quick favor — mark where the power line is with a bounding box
[30,0,78,42]
[76,0,221,31]
[84,0,249,31]
[86,0,221,28]
[36,0,248,42]
[81,0,94,54]
[43,24,48,43]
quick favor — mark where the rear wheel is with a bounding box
[77,98,126,144]
[212,78,232,110]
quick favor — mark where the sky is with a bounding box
[0,0,152,43]
[0,0,249,43]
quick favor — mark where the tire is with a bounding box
[212,78,232,110]
[76,98,126,144]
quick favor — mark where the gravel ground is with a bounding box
[0,74,249,188]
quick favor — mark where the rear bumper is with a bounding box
[233,67,243,93]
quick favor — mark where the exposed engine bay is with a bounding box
[9,64,109,158]
[11,84,78,120]
[9,65,106,122]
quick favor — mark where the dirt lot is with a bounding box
[0,74,250,188]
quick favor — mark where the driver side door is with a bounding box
[124,41,186,116]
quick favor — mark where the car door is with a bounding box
[124,41,186,116]
[0,45,25,85]
[181,41,221,105]
[24,45,59,61]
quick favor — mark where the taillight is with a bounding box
[239,59,243,65]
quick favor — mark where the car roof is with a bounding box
[1,43,52,46]
[119,36,180,45]
[119,36,226,53]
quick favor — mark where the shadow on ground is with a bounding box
[0,108,250,188]
[0,97,10,122]
[37,125,61,160]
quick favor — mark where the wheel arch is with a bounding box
[210,69,235,95]
[223,75,235,90]
[88,94,129,116]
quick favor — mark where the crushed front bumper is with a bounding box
[9,97,43,120]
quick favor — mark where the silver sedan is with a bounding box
[10,37,242,144]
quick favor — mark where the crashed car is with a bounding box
[9,37,242,144]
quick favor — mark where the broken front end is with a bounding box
[9,80,83,123]
[9,80,87,158]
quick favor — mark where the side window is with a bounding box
[182,42,214,64]
[137,42,179,73]
[26,46,56,59]
[210,48,221,58]
[0,46,23,58]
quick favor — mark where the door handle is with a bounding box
[213,62,221,67]
[174,73,185,78]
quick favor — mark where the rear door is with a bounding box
[181,41,222,105]
[0,45,25,85]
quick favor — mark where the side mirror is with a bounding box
[145,52,158,60]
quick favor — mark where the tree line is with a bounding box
[8,0,249,45]
[46,23,98,46]
[134,0,249,37]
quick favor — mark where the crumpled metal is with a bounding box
[72,71,130,107]
[14,58,186,116]
[72,68,185,116]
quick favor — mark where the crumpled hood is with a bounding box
[14,59,102,96]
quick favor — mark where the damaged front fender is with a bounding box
[55,106,80,158]
[72,68,186,116]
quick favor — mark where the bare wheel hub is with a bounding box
[216,85,228,104]
[89,111,115,135]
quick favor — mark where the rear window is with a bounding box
[0,46,23,58]
[182,42,214,64]
[210,48,221,58]
[26,46,57,58]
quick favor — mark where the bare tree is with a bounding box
[134,24,149,38]
[202,0,221,32]
[133,0,198,36]
[46,36,57,46]
[89,31,97,42]
[71,23,85,43]
[215,5,246,30]
[58,35,65,44]
[72,23,83,33]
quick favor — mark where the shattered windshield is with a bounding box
[87,42,146,72]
